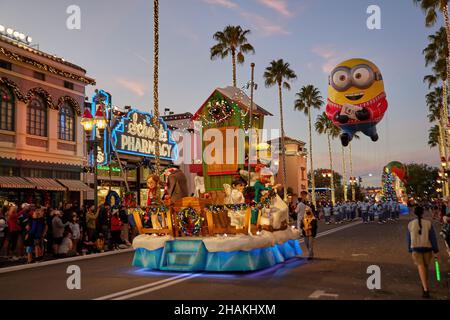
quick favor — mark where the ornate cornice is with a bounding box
[0,45,96,85]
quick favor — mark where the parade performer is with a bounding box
[146,174,163,229]
[224,177,247,228]
[164,166,189,204]
[326,58,388,146]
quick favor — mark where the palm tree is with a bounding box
[429,125,442,149]
[414,0,450,51]
[294,85,324,207]
[210,25,255,87]
[415,1,450,106]
[427,87,448,160]
[264,59,297,201]
[315,112,340,205]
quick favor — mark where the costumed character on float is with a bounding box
[223,176,248,229]
[325,58,388,146]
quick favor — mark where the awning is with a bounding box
[0,176,35,189]
[25,178,66,191]
[57,179,93,192]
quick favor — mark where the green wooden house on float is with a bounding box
[192,86,272,202]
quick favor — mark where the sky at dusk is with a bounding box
[0,0,441,186]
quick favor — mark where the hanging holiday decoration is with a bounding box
[325,58,388,147]
[177,207,203,236]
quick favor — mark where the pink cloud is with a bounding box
[116,78,147,97]
[312,45,346,74]
[240,12,290,36]
[257,0,293,17]
[203,0,238,9]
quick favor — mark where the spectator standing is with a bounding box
[0,207,7,256]
[23,223,34,263]
[407,206,439,298]
[86,205,99,241]
[110,208,122,250]
[52,211,69,255]
[6,205,21,260]
[119,205,131,246]
[30,208,46,261]
[69,214,81,255]
[323,203,332,225]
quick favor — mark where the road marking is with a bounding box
[352,253,368,257]
[309,290,339,299]
[111,273,202,300]
[94,273,191,300]
[0,248,134,274]
[299,221,363,243]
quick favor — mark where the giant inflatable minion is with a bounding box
[325,58,388,146]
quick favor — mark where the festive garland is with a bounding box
[206,189,277,214]
[146,204,169,217]
[0,46,96,85]
[177,207,203,236]
[0,77,81,115]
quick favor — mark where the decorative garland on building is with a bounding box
[177,206,203,236]
[0,77,81,115]
[0,46,96,85]
[57,95,81,115]
[26,87,55,110]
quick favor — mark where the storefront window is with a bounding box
[58,103,75,141]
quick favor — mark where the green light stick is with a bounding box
[434,258,441,282]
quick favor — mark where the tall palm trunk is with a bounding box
[327,134,335,205]
[307,105,316,207]
[349,142,355,201]
[341,145,348,202]
[442,5,450,197]
[153,0,160,175]
[278,83,287,201]
[232,48,237,87]
[439,94,449,196]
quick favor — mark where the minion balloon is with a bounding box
[326,58,388,146]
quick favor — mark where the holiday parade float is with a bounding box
[130,87,302,272]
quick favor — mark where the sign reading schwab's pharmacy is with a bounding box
[111,110,177,161]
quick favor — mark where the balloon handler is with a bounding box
[325,58,388,147]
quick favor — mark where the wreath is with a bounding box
[105,191,121,208]
[177,207,203,236]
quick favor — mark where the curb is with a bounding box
[0,248,134,274]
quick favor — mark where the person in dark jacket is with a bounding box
[30,208,46,260]
[300,207,318,260]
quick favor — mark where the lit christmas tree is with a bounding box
[382,171,397,202]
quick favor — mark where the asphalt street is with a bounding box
[0,214,448,300]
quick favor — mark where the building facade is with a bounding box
[270,136,308,201]
[0,32,95,207]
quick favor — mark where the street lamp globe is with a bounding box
[94,107,107,130]
[80,108,94,132]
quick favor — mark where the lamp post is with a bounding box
[322,170,334,205]
[81,106,106,211]
[247,63,256,189]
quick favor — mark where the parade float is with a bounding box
[129,86,301,272]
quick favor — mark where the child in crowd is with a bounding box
[94,233,105,253]
[24,223,34,263]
